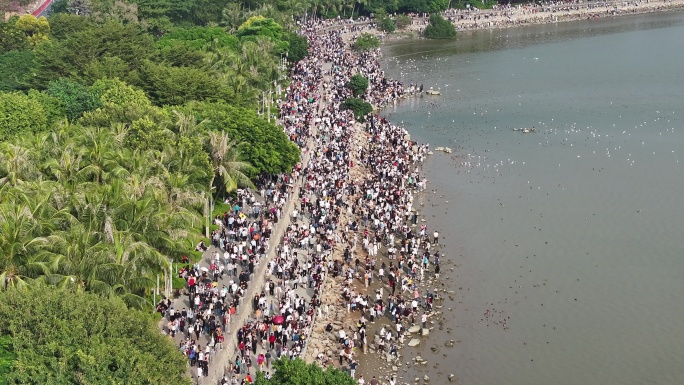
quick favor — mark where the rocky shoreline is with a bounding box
[294,23,460,385]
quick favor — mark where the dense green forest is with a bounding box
[0,1,310,379]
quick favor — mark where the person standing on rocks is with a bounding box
[349,360,358,378]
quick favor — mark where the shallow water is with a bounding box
[381,11,684,385]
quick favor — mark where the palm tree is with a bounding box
[207,131,253,195]
[206,131,253,236]
[75,126,128,184]
[0,143,38,188]
[0,194,60,290]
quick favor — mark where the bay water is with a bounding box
[381,11,684,385]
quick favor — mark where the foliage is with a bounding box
[424,13,456,39]
[376,10,396,33]
[0,286,191,384]
[83,77,169,126]
[0,51,33,92]
[30,19,154,87]
[395,14,412,30]
[254,358,355,385]
[27,90,67,127]
[0,336,15,385]
[398,0,448,13]
[138,60,230,105]
[0,17,28,54]
[237,16,289,54]
[0,92,49,141]
[47,13,94,40]
[15,15,51,47]
[353,32,380,51]
[451,0,497,9]
[177,101,300,175]
[347,74,369,97]
[284,31,309,63]
[46,77,103,121]
[342,97,373,122]
[156,26,239,51]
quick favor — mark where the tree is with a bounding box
[0,92,49,141]
[0,285,191,384]
[254,358,355,385]
[342,97,372,122]
[14,15,51,47]
[156,26,239,51]
[375,10,396,33]
[353,32,380,51]
[347,74,369,97]
[0,51,34,92]
[0,17,28,54]
[395,14,412,30]
[424,13,456,39]
[177,101,300,175]
[29,20,154,87]
[138,60,230,105]
[46,77,102,122]
[237,16,289,55]
[284,31,308,63]
[206,130,254,195]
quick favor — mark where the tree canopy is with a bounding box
[347,74,369,97]
[0,285,191,384]
[255,358,355,385]
[343,97,373,122]
[178,101,300,176]
[424,14,457,39]
[353,33,380,51]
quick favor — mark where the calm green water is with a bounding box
[382,11,684,385]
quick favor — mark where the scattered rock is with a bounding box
[408,339,420,347]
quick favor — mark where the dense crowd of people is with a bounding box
[157,15,447,385]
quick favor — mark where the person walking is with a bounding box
[349,360,358,378]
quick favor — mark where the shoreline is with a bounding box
[297,23,452,385]
[299,6,684,385]
[372,0,684,41]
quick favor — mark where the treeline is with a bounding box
[0,9,303,296]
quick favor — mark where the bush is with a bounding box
[396,14,412,30]
[353,33,380,51]
[342,98,373,122]
[0,92,49,141]
[0,286,191,385]
[347,74,369,97]
[424,14,456,39]
[377,15,396,33]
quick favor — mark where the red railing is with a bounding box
[31,0,51,16]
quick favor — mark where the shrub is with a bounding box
[377,15,396,33]
[342,98,373,122]
[424,14,456,39]
[396,14,412,30]
[354,32,380,51]
[347,74,369,97]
